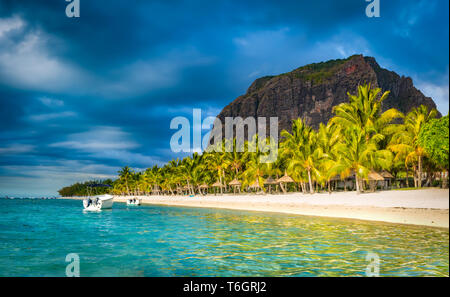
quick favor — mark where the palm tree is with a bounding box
[204,143,226,193]
[317,122,341,192]
[331,84,402,141]
[280,119,324,193]
[280,119,307,192]
[388,105,438,187]
[241,135,265,192]
[330,84,398,193]
[184,152,204,194]
[118,166,134,195]
[331,126,392,194]
[223,138,244,179]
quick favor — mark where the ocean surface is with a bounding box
[0,198,448,277]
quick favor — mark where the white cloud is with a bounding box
[48,126,164,167]
[50,126,139,151]
[97,47,215,98]
[0,16,215,98]
[314,31,372,59]
[28,111,77,122]
[0,17,86,93]
[0,15,24,37]
[38,96,64,107]
[90,150,163,167]
[0,144,34,155]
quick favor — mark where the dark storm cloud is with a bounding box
[0,0,448,195]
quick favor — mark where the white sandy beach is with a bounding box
[66,189,450,228]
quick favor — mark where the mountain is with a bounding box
[211,54,440,141]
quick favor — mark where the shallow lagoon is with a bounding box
[0,198,448,276]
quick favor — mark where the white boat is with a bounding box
[127,198,141,206]
[83,194,114,211]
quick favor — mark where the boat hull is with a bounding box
[127,199,141,206]
[83,194,114,211]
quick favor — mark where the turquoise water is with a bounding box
[0,198,448,277]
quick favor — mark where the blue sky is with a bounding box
[0,0,448,196]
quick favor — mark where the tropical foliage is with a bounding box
[58,179,114,197]
[58,84,448,196]
[418,115,449,170]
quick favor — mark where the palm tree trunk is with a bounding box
[280,182,286,194]
[405,166,409,188]
[418,156,422,188]
[355,175,361,194]
[307,169,314,194]
[443,171,448,189]
[125,181,130,196]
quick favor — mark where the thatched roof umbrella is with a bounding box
[212,181,225,187]
[181,185,191,195]
[276,172,294,194]
[249,179,262,188]
[229,179,241,186]
[264,176,278,194]
[211,180,225,195]
[228,179,241,194]
[249,179,263,194]
[198,183,209,195]
[249,180,260,188]
[276,173,294,183]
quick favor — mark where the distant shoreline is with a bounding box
[61,189,449,228]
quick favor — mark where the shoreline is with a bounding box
[63,189,449,228]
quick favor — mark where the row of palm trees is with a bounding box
[111,84,445,196]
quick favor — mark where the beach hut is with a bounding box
[367,171,384,192]
[380,171,394,189]
[340,171,357,191]
[329,175,341,191]
[276,172,294,194]
[228,179,242,194]
[198,183,209,195]
[264,176,278,194]
[211,181,225,195]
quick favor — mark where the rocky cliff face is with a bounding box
[211,55,439,140]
